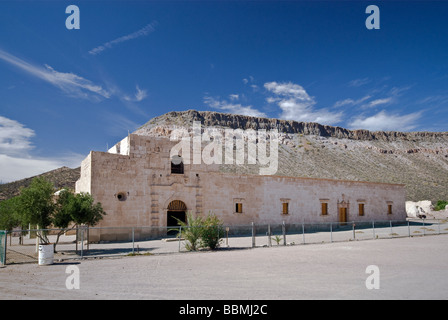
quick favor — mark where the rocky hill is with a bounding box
[0,166,80,201]
[136,110,448,202]
[1,110,446,203]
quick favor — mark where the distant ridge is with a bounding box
[136,110,448,142]
[1,110,447,203]
[0,166,80,201]
[135,110,448,202]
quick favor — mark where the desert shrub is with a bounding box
[175,212,204,251]
[200,215,224,250]
[434,200,448,211]
[177,212,224,251]
[272,235,282,245]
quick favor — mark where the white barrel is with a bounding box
[38,244,54,265]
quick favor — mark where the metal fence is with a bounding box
[1,218,448,265]
[0,230,6,266]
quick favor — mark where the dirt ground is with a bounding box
[1,234,448,300]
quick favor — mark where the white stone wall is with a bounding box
[76,134,407,241]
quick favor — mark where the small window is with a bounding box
[282,202,289,215]
[321,202,328,216]
[358,203,365,216]
[235,203,243,213]
[171,155,184,174]
[388,204,393,215]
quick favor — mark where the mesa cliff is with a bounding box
[135,110,448,202]
[1,110,446,203]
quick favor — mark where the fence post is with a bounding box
[0,231,7,266]
[302,223,305,245]
[390,220,393,238]
[282,221,286,246]
[251,222,256,248]
[35,225,39,253]
[438,220,440,234]
[330,222,333,243]
[87,226,90,251]
[80,226,84,259]
[423,219,425,236]
[132,227,135,254]
[352,221,356,240]
[178,226,182,252]
[408,220,411,237]
[372,221,375,239]
[267,224,272,247]
[3,231,6,266]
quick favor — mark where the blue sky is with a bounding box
[0,0,447,182]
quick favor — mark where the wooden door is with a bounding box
[339,207,347,225]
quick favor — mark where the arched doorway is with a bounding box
[167,200,187,228]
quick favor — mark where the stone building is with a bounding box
[75,132,407,241]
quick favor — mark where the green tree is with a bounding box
[8,177,106,249]
[0,197,21,232]
[53,189,106,252]
[16,177,55,244]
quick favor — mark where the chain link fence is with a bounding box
[1,218,447,265]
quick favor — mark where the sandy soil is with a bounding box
[1,234,448,300]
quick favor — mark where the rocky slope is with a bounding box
[1,110,446,203]
[0,166,80,201]
[136,110,448,202]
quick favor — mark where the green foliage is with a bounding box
[52,189,106,251]
[0,177,106,246]
[176,212,204,251]
[434,200,448,211]
[176,212,224,251]
[54,190,106,228]
[17,177,55,229]
[200,215,224,250]
[15,177,55,243]
[272,235,282,245]
[0,197,21,231]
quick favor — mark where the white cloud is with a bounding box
[0,154,62,183]
[204,96,267,118]
[0,116,85,183]
[333,95,371,108]
[0,116,35,156]
[348,110,422,131]
[0,153,85,183]
[89,21,157,56]
[365,97,393,108]
[0,49,111,100]
[124,85,147,102]
[264,81,312,99]
[242,76,254,85]
[43,65,111,99]
[264,81,343,125]
[348,77,370,87]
